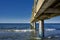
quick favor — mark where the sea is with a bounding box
[0,23,60,40]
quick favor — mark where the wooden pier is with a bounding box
[30,0,60,38]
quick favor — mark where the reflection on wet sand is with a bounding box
[0,29,60,40]
[30,30,41,40]
[29,30,60,40]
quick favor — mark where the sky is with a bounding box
[0,0,60,23]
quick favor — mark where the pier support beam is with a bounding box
[31,22,36,29]
[39,20,44,38]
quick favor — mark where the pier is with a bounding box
[30,0,60,38]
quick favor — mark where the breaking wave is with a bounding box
[0,29,35,32]
[45,28,56,31]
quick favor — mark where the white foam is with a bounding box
[32,37,41,39]
[55,36,59,37]
[45,29,56,31]
[48,36,52,38]
[8,29,35,32]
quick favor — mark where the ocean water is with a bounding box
[0,23,60,40]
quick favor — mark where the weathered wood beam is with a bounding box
[54,3,60,8]
[35,0,56,18]
[31,0,56,22]
[44,8,60,13]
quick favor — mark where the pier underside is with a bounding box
[30,0,60,38]
[31,0,60,22]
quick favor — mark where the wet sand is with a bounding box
[0,29,60,40]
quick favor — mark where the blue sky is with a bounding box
[0,0,60,23]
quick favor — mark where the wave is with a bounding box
[47,35,60,39]
[0,28,60,32]
[11,29,35,32]
[45,28,60,32]
[45,28,56,31]
[0,29,35,32]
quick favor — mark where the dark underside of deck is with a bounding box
[31,0,60,22]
